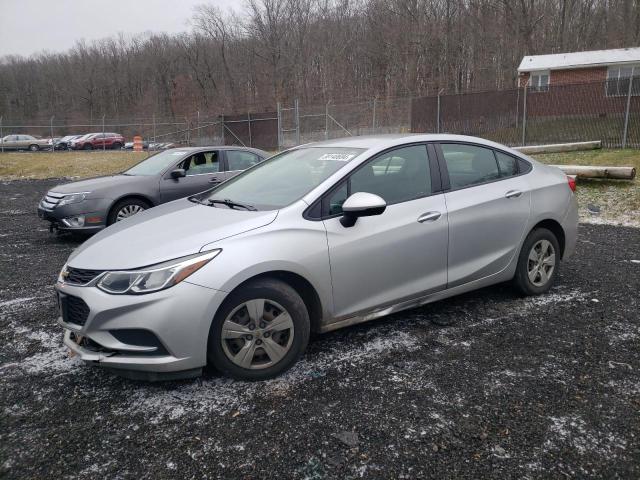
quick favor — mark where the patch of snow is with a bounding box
[116,330,421,422]
[544,415,627,456]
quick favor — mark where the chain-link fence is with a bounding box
[1,78,638,152]
[412,79,640,148]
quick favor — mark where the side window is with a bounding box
[183,151,220,175]
[440,144,500,189]
[495,151,518,177]
[324,145,431,216]
[324,182,348,216]
[227,151,261,171]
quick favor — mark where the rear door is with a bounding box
[321,144,448,319]
[437,143,531,287]
[224,150,264,180]
[160,150,224,202]
[4,135,19,149]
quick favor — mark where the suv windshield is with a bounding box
[195,147,364,210]
[124,150,189,176]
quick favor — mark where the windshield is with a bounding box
[124,150,189,176]
[194,147,364,210]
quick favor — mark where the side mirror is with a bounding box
[340,192,386,227]
[171,168,186,179]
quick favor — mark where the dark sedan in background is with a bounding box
[38,146,269,233]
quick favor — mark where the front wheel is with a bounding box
[111,142,122,150]
[513,228,560,295]
[107,198,150,225]
[208,279,310,380]
[29,144,39,152]
[83,143,93,150]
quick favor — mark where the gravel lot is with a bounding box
[1,180,639,479]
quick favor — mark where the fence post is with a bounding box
[295,98,300,145]
[50,116,54,150]
[102,115,106,151]
[521,84,528,146]
[0,116,3,153]
[325,102,329,139]
[196,110,200,146]
[152,114,156,142]
[247,112,252,147]
[436,91,441,133]
[372,97,377,131]
[276,103,281,150]
[622,69,634,149]
[220,114,225,145]
[185,116,190,146]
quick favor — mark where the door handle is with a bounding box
[417,211,441,223]
[209,178,222,184]
[505,190,522,199]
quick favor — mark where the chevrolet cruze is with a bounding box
[56,134,578,381]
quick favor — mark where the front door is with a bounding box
[160,150,224,202]
[322,144,449,319]
[438,143,531,287]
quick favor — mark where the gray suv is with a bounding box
[38,147,268,233]
[56,135,577,381]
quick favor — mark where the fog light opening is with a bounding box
[62,215,85,228]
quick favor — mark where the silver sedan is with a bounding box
[55,134,578,381]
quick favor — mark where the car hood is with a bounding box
[51,175,147,195]
[67,199,278,270]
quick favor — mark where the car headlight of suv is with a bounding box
[96,249,221,295]
[58,192,90,206]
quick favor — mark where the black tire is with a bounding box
[112,142,122,150]
[513,227,561,296]
[28,144,39,152]
[83,143,93,150]
[106,198,151,225]
[208,278,310,381]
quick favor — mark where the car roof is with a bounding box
[164,146,269,155]
[298,133,513,151]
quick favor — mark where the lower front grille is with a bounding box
[66,267,104,285]
[61,295,90,327]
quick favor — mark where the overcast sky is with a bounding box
[0,0,241,57]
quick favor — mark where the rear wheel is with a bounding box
[208,279,310,380]
[29,144,39,152]
[513,228,560,295]
[107,198,150,225]
[112,142,122,150]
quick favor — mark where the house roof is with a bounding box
[518,47,640,72]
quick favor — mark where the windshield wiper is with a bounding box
[207,198,257,211]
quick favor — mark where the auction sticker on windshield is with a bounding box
[318,153,356,161]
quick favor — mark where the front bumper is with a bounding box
[56,280,228,377]
[38,198,111,233]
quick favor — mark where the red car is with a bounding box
[70,132,125,150]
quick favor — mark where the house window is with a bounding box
[606,65,640,97]
[528,71,550,92]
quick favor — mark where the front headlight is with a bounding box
[96,250,221,295]
[58,192,90,206]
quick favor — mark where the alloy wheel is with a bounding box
[115,204,145,221]
[527,239,556,287]
[221,298,294,370]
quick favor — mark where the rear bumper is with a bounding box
[561,194,579,259]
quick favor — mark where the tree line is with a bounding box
[0,0,638,124]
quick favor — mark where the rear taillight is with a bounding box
[567,175,576,192]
